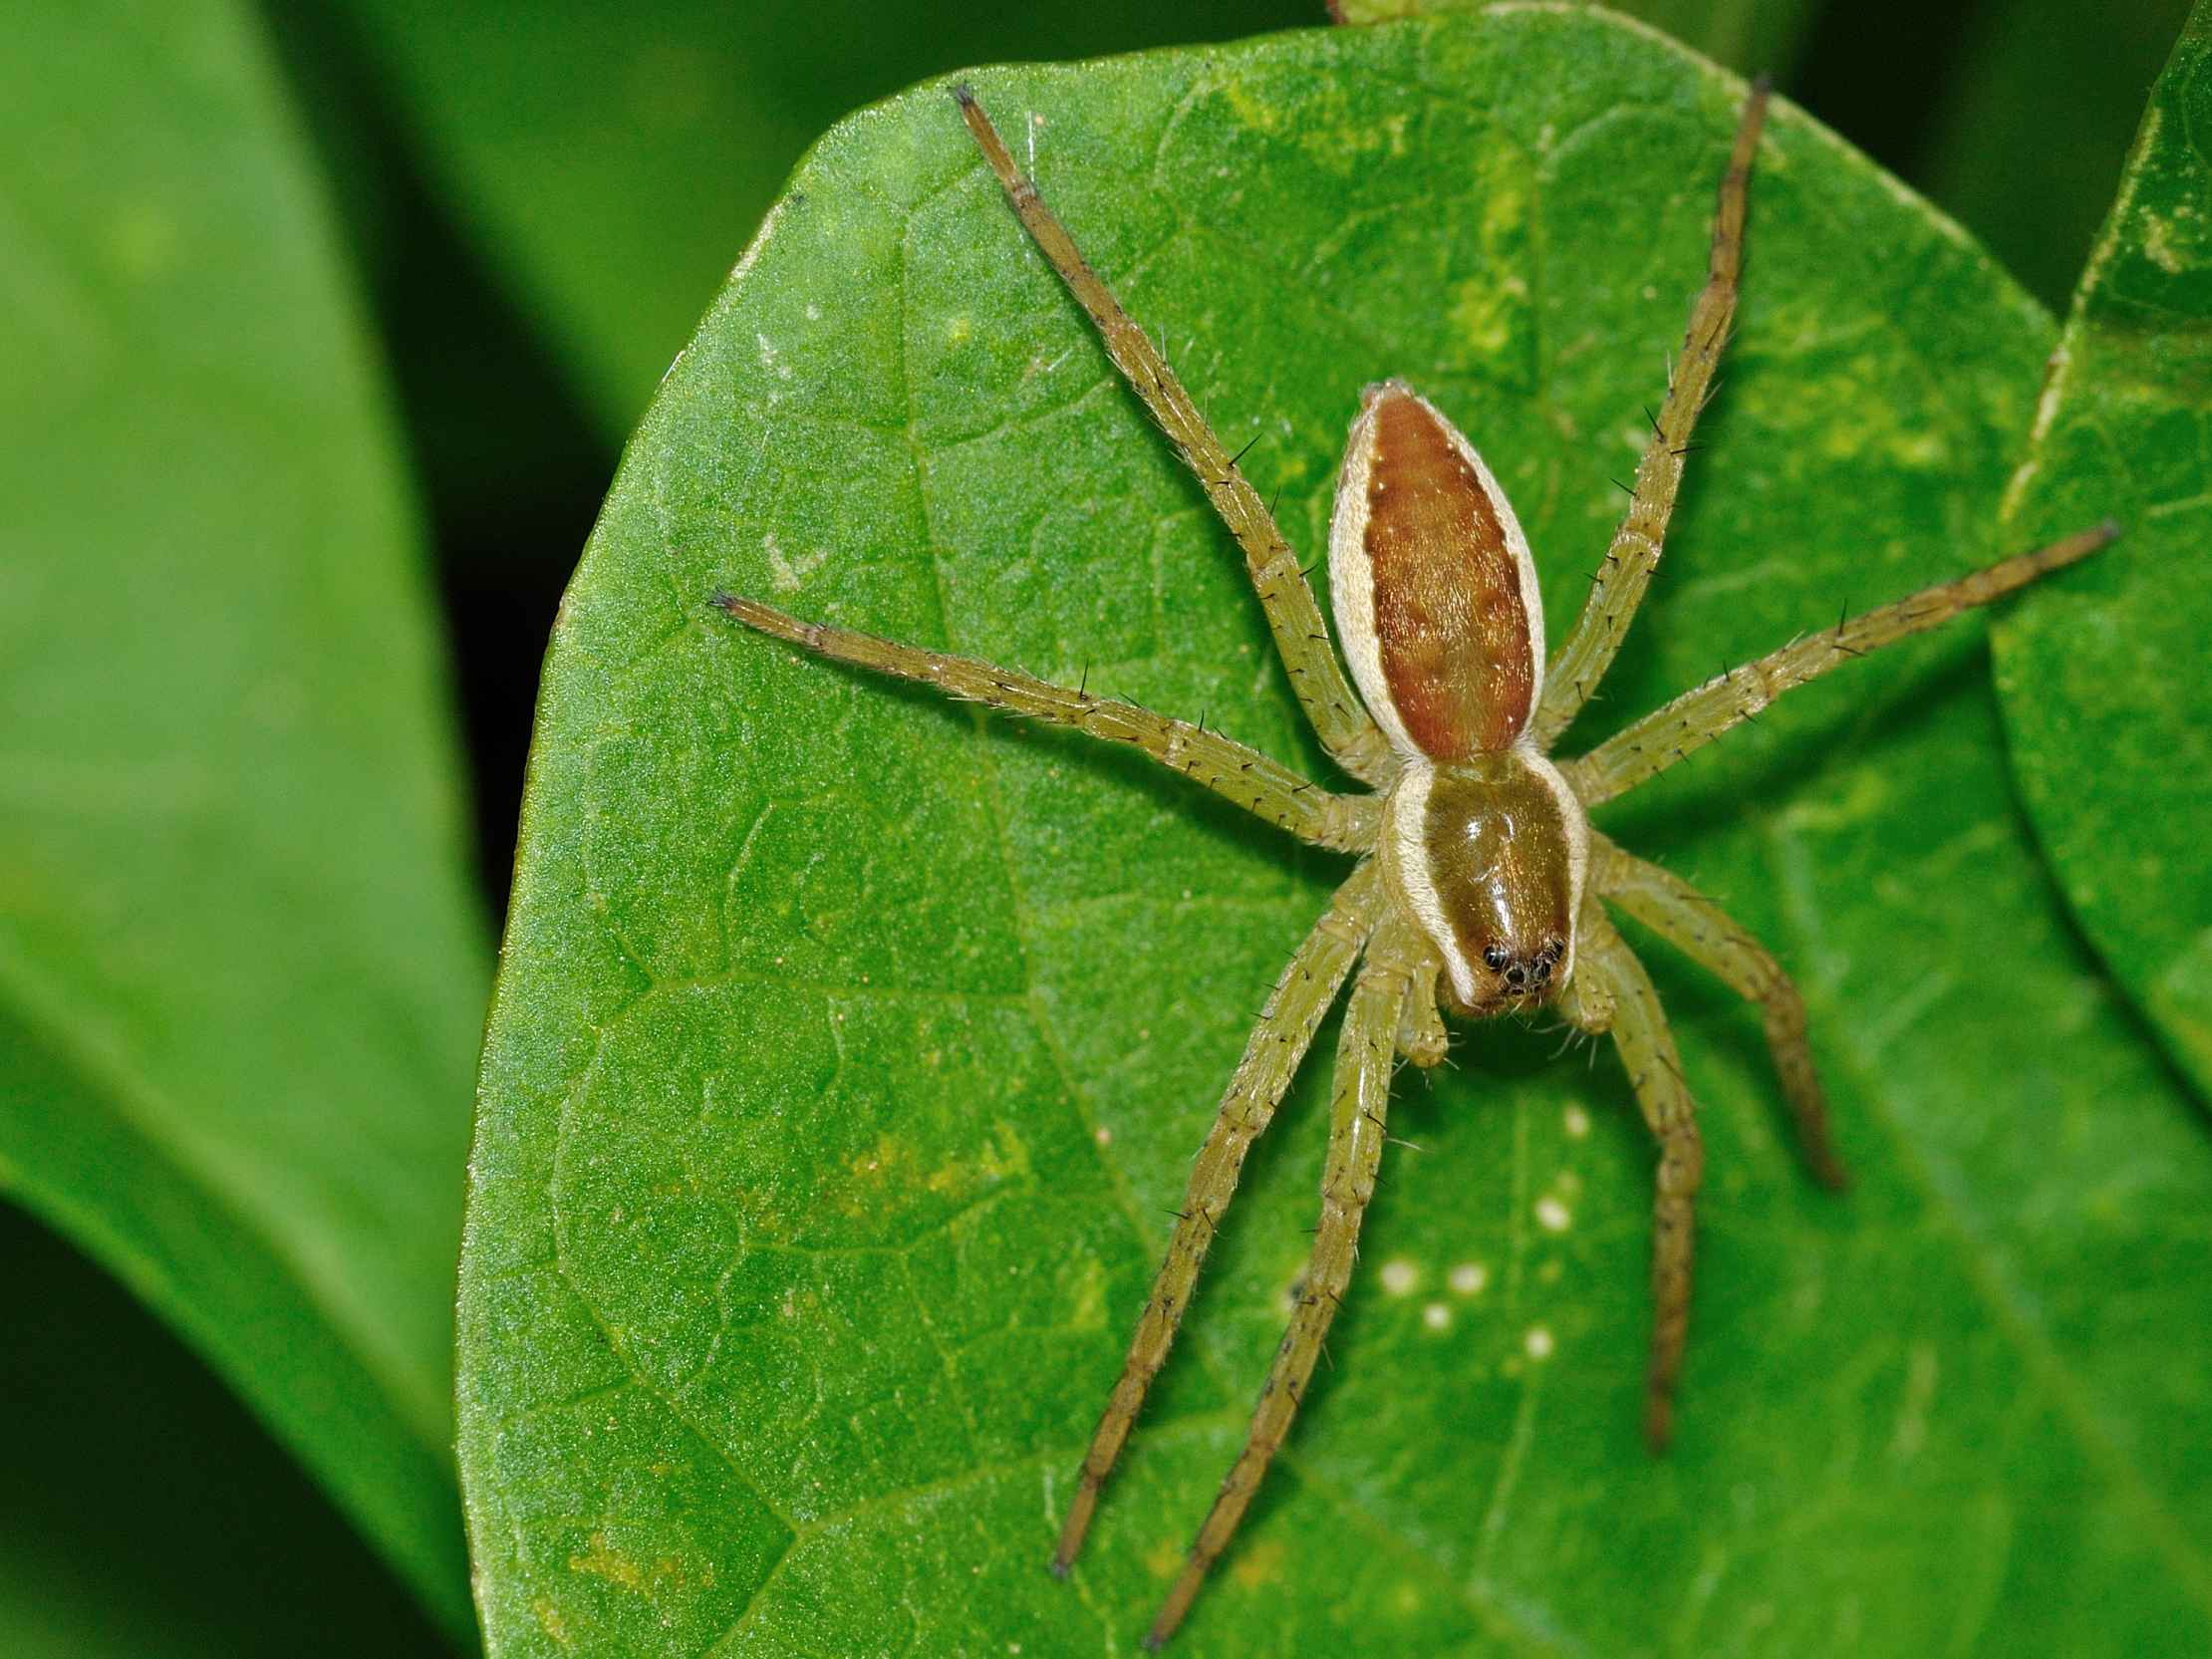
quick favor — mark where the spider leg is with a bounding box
[953,87,1394,786]
[1532,79,1770,751]
[1593,833,1844,1189]
[1053,861,1384,1574]
[1143,918,1419,1649]
[1568,910,1704,1451]
[714,595,1377,852]
[1560,521,2118,807]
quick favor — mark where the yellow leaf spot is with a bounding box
[567,1531,646,1591]
[1230,1536,1287,1588]
[1146,1536,1183,1579]
[532,1595,575,1649]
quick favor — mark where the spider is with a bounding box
[712,79,2114,1648]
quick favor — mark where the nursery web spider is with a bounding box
[713,78,2114,1648]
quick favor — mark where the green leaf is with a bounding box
[1329,0,1821,76]
[0,0,486,1636]
[1990,5,2212,1098]
[461,13,2212,1655]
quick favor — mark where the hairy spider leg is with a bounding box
[1593,832,1845,1190]
[1144,917,1423,1650]
[1562,521,2119,806]
[1570,911,1704,1449]
[1053,861,1386,1573]
[953,85,1395,785]
[1533,78,1771,750]
[711,595,1376,852]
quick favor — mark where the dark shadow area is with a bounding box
[268,2,609,916]
[1785,0,1982,188]
[0,1203,453,1658]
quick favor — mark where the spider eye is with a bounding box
[1482,944,1509,971]
[1505,965,1525,986]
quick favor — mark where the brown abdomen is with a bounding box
[1361,390,1535,756]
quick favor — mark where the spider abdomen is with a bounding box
[1328,380,1546,761]
[1383,748,1588,1017]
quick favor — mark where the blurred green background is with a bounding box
[0,1,2189,1654]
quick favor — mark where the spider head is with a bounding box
[1475,935,1569,1008]
[1384,751,1589,1019]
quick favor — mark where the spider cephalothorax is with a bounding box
[712,79,2113,1650]
[1387,750,1583,1015]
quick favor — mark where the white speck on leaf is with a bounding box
[764,531,829,592]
